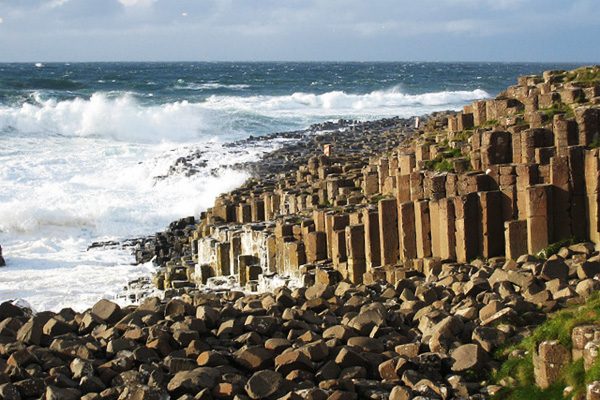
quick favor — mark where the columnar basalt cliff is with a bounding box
[148,66,600,294]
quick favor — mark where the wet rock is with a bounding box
[91,299,122,324]
[16,317,45,345]
[0,301,25,320]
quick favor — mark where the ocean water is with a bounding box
[0,62,581,311]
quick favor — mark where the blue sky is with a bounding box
[0,0,598,62]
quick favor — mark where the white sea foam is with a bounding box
[0,87,489,143]
[179,82,251,91]
[0,133,285,311]
[204,87,489,111]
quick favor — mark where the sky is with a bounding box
[0,0,598,62]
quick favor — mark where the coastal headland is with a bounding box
[2,66,600,399]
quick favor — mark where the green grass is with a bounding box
[423,157,455,173]
[493,384,565,400]
[480,119,499,128]
[588,137,600,149]
[565,67,600,87]
[492,293,600,399]
[540,102,574,120]
[422,145,466,173]
[536,238,575,259]
[586,355,600,382]
[451,130,472,142]
[442,148,463,158]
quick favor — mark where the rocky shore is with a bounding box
[0,244,598,400]
[2,65,600,399]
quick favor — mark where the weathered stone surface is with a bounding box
[235,346,275,371]
[91,299,122,324]
[533,340,571,389]
[167,368,220,395]
[245,370,284,399]
[451,344,488,372]
[274,350,313,375]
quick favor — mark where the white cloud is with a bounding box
[48,0,71,8]
[440,0,524,10]
[118,0,155,7]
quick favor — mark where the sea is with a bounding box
[0,62,581,311]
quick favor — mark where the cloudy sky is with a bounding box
[0,0,598,62]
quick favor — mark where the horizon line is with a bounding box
[0,60,598,65]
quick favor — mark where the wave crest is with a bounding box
[0,87,489,143]
[205,87,489,111]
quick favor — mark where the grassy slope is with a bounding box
[492,293,600,399]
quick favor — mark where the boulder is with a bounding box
[334,347,366,369]
[389,385,412,400]
[576,260,600,279]
[44,386,81,400]
[533,340,571,389]
[91,299,122,324]
[347,310,385,336]
[167,367,220,396]
[0,383,20,400]
[0,301,25,320]
[540,258,569,281]
[43,318,74,337]
[450,344,488,372]
[245,370,284,399]
[274,350,313,375]
[323,325,355,341]
[16,317,45,345]
[235,346,275,371]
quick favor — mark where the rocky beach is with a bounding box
[1,65,600,400]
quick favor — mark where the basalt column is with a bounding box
[378,198,399,266]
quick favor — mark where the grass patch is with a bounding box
[422,145,467,173]
[423,157,455,173]
[565,66,600,87]
[536,238,575,259]
[588,136,600,149]
[492,293,600,399]
[451,130,472,142]
[480,119,499,128]
[540,102,574,120]
[369,194,392,204]
[442,148,463,158]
